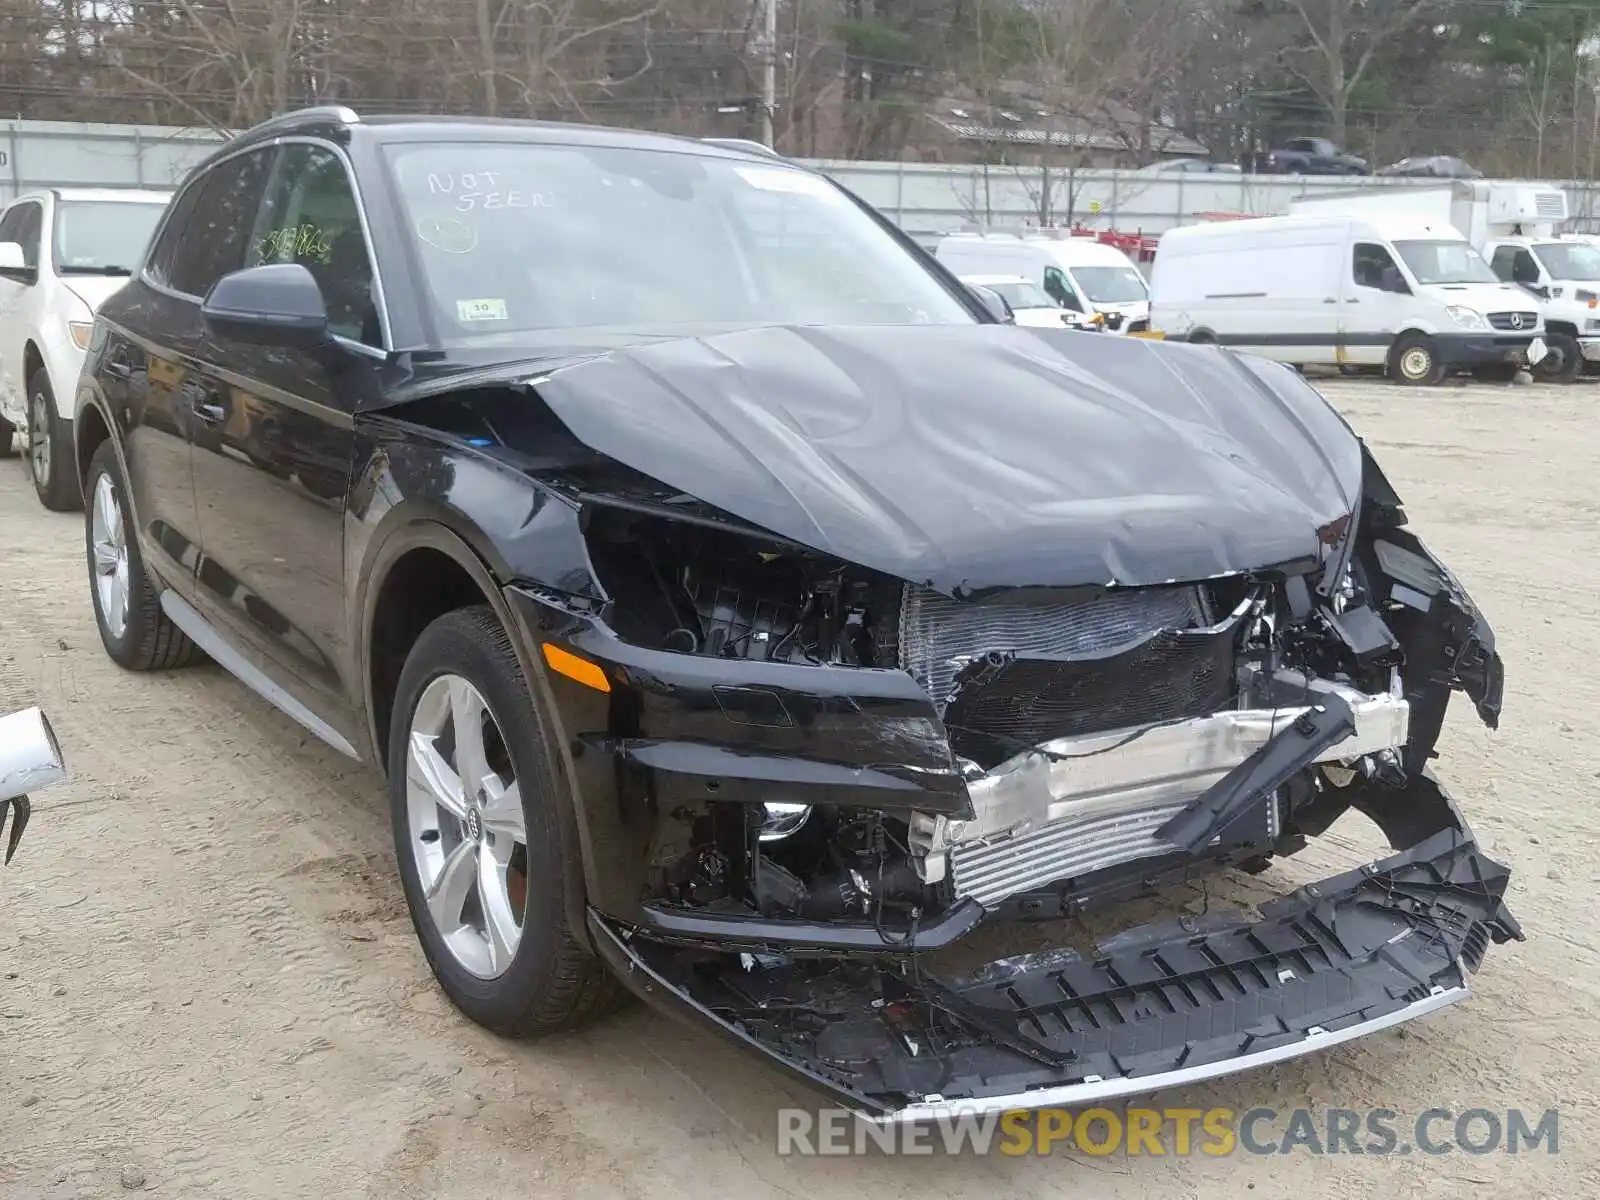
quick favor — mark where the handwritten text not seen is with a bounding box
[426,172,553,212]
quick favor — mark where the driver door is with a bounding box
[1488,244,1545,300]
[1042,266,1085,313]
[186,140,381,745]
[1341,242,1409,366]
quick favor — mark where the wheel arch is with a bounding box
[73,394,119,493]
[358,514,525,772]
[22,337,45,382]
[1387,327,1437,359]
[356,512,596,951]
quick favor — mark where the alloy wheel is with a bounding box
[29,391,50,487]
[405,673,528,980]
[90,473,130,641]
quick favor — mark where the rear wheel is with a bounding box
[0,415,15,458]
[1535,332,1584,383]
[388,605,625,1037]
[84,441,201,671]
[1388,333,1445,386]
[28,370,81,512]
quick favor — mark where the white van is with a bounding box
[1149,213,1547,384]
[936,233,1150,332]
[1287,182,1598,381]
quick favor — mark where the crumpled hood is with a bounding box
[528,323,1366,594]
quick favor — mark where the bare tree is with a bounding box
[1279,0,1442,145]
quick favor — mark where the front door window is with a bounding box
[250,145,381,346]
[1352,242,1406,293]
[1043,266,1083,311]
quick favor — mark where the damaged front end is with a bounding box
[413,327,1521,1119]
[515,469,1519,1120]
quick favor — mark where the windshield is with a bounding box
[985,280,1057,309]
[53,201,167,274]
[1071,265,1148,303]
[1532,241,1600,281]
[1393,239,1498,285]
[382,142,976,341]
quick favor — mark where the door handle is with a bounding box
[1345,298,1359,304]
[1323,297,1338,304]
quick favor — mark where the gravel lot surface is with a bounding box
[1,375,1596,1197]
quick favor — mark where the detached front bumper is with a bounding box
[592,775,1520,1122]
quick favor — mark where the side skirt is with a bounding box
[159,589,361,761]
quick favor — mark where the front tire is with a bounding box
[84,441,201,670]
[27,370,80,512]
[1535,332,1584,383]
[1389,333,1445,386]
[388,605,624,1037]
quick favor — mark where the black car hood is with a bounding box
[450,324,1365,594]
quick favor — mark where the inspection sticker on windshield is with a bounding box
[734,166,841,202]
[457,298,508,322]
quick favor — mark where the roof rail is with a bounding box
[700,136,783,159]
[239,105,361,141]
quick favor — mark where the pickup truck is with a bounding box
[1261,137,1369,176]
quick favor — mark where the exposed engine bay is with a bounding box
[582,503,1424,929]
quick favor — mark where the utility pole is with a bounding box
[760,0,777,148]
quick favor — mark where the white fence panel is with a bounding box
[2,120,225,200]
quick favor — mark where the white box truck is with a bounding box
[1148,212,1545,385]
[1289,182,1600,380]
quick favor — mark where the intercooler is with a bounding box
[948,796,1276,908]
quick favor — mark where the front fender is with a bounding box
[346,440,601,951]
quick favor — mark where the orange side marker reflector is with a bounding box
[542,643,611,693]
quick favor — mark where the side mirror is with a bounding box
[0,706,68,866]
[0,241,35,282]
[967,284,1015,324]
[202,263,330,350]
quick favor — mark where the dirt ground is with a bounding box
[2,375,1598,1198]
